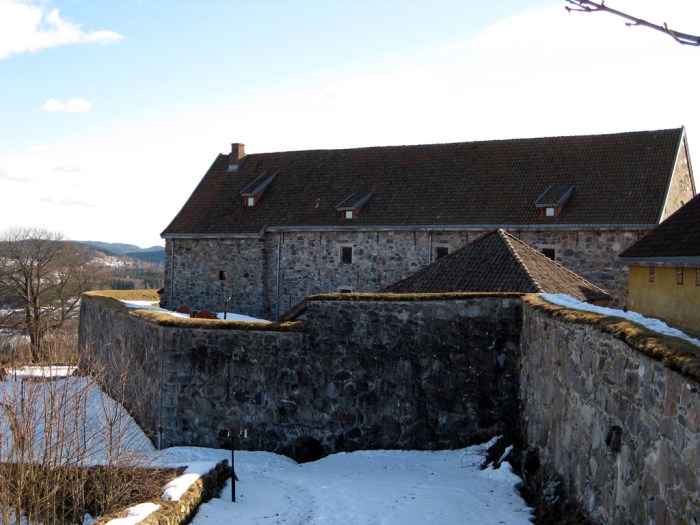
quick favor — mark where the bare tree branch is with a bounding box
[0,227,110,362]
[565,0,700,46]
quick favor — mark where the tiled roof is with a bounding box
[619,192,700,262]
[382,230,611,303]
[162,128,685,236]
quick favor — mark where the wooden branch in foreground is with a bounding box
[565,0,700,46]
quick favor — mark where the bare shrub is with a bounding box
[0,342,160,525]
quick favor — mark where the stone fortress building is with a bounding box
[161,127,695,318]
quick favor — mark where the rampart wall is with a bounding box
[79,291,700,524]
[79,292,522,457]
[520,296,700,524]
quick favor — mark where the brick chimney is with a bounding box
[228,143,245,171]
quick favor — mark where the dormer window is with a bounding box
[534,184,574,218]
[336,193,372,220]
[240,171,277,208]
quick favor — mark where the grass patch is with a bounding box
[524,294,700,382]
[84,290,161,302]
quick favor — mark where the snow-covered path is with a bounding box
[154,445,533,525]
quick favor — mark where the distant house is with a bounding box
[619,193,700,332]
[383,229,611,304]
[161,128,695,319]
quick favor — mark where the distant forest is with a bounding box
[78,241,164,290]
[110,268,163,290]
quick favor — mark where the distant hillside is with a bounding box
[79,241,162,254]
[125,250,164,266]
[79,241,164,266]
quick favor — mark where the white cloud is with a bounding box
[43,98,92,113]
[0,0,122,60]
[0,166,31,182]
[54,163,82,173]
[40,196,95,207]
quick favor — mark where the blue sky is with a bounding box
[1,0,699,247]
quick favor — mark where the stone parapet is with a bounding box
[79,292,522,457]
[520,296,700,524]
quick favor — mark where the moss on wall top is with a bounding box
[85,289,161,302]
[523,294,700,383]
[82,290,304,332]
[309,292,525,302]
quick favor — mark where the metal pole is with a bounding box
[231,439,236,502]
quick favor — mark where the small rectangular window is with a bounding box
[436,247,449,260]
[341,247,353,264]
[219,270,227,281]
[246,197,255,207]
[545,207,555,217]
[338,288,352,293]
[649,267,655,283]
[677,267,684,285]
[344,210,354,219]
[541,248,556,261]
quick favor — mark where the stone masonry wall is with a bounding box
[78,298,164,444]
[166,228,644,321]
[164,238,268,318]
[660,141,695,222]
[79,293,522,457]
[512,228,648,307]
[264,230,477,318]
[303,297,522,451]
[520,299,700,524]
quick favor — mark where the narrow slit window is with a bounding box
[648,267,655,283]
[341,247,353,264]
[219,270,227,281]
[677,267,684,285]
[541,248,556,261]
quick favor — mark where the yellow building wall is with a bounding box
[627,265,700,332]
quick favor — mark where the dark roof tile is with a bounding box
[383,230,611,302]
[163,128,685,236]
[619,192,700,260]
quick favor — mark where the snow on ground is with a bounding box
[104,503,161,525]
[541,293,700,347]
[0,374,155,464]
[120,300,271,323]
[5,365,77,378]
[153,445,533,525]
[0,370,533,524]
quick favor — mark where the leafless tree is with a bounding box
[565,0,700,46]
[0,227,109,363]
